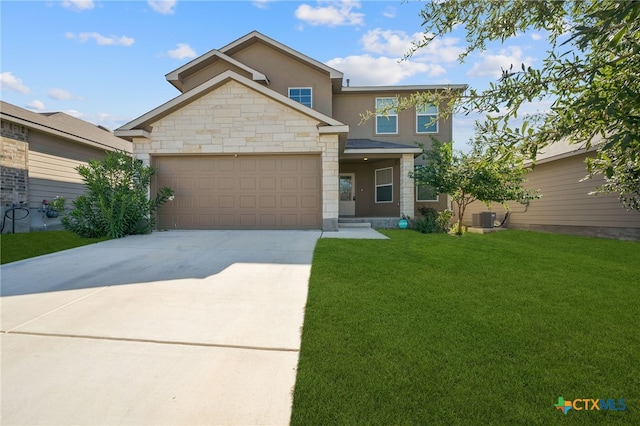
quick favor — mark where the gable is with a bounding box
[117,71,345,137]
[144,79,330,154]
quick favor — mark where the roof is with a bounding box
[164,31,343,94]
[165,49,269,92]
[0,101,131,152]
[219,31,343,80]
[344,138,422,154]
[339,84,468,93]
[116,70,348,138]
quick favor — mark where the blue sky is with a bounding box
[1,0,551,151]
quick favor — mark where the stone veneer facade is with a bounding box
[0,121,30,233]
[132,80,341,230]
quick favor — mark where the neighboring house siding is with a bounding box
[28,134,102,206]
[230,43,334,116]
[463,152,640,240]
[1,101,132,233]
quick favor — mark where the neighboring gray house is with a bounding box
[115,31,465,230]
[0,101,132,233]
[463,139,640,241]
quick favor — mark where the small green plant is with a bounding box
[449,222,466,235]
[49,196,66,214]
[436,209,452,233]
[62,150,173,238]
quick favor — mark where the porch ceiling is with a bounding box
[340,138,422,162]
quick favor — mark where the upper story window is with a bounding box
[289,87,312,108]
[416,105,438,133]
[376,97,398,134]
[416,104,438,133]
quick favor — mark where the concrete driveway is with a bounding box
[1,230,320,425]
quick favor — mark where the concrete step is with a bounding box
[338,222,371,228]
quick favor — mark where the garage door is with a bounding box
[153,155,322,229]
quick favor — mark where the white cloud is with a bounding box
[531,33,543,41]
[467,46,534,78]
[252,0,272,9]
[167,43,197,60]
[26,100,46,111]
[326,55,445,86]
[62,0,95,11]
[60,110,129,131]
[361,29,464,63]
[148,0,177,15]
[48,88,77,100]
[382,7,396,19]
[295,0,364,27]
[0,72,30,94]
[63,109,83,119]
[66,32,135,46]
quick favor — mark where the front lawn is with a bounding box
[291,230,639,425]
[1,231,109,264]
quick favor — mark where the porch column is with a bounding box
[133,147,151,201]
[320,133,339,231]
[399,153,415,218]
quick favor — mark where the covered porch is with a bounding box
[338,139,422,221]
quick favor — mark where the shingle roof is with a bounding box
[0,101,131,152]
[346,139,420,150]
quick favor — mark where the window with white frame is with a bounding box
[288,87,312,108]
[415,166,439,201]
[416,183,439,202]
[376,97,398,134]
[375,167,393,203]
[416,104,438,133]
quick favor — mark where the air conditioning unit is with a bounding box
[472,212,496,228]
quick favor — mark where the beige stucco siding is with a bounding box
[229,43,334,117]
[463,152,640,238]
[332,92,453,146]
[182,61,255,93]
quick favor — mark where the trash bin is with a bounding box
[472,212,496,228]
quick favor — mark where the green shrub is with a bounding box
[414,207,453,234]
[414,207,439,233]
[62,150,173,238]
[436,209,452,233]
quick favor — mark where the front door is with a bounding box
[339,173,356,216]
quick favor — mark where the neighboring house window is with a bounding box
[289,87,312,108]
[416,104,438,133]
[415,166,439,201]
[376,97,397,134]
[375,167,393,203]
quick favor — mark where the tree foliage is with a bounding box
[62,150,173,238]
[413,141,539,235]
[401,0,640,210]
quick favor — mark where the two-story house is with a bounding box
[115,31,466,231]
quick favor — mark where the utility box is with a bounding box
[472,212,496,228]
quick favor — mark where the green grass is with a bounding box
[291,230,640,425]
[1,231,109,264]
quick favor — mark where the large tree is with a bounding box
[400,0,640,210]
[413,141,539,235]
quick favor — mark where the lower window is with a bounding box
[375,167,393,203]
